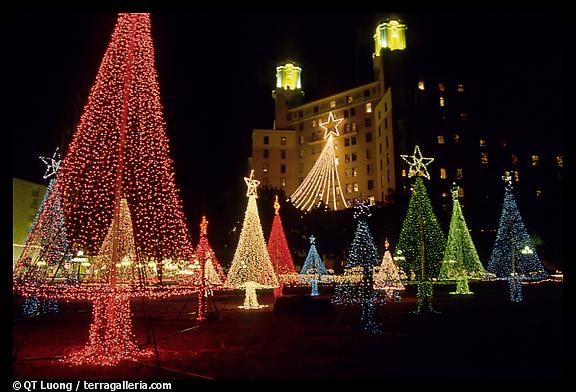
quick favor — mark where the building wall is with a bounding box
[13,178,47,265]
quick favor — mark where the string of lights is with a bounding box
[289,112,348,211]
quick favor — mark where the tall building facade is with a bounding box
[13,178,47,265]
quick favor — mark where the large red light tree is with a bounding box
[13,13,199,366]
[267,196,297,297]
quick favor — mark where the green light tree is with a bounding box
[439,184,487,295]
[394,146,445,313]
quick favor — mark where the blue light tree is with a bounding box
[333,201,382,333]
[300,235,328,296]
[488,172,548,302]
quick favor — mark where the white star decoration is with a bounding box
[309,235,316,245]
[319,111,344,140]
[39,148,62,179]
[400,145,434,180]
[244,169,260,198]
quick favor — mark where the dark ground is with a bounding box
[12,281,566,381]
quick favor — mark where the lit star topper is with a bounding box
[39,148,62,179]
[502,171,513,190]
[200,215,208,237]
[451,182,460,200]
[319,111,344,139]
[309,235,316,245]
[244,169,260,198]
[400,145,434,179]
[274,195,280,215]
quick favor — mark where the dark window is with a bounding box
[351,152,357,161]
[366,150,371,159]
[263,136,269,145]
[364,89,370,97]
[351,136,357,145]
[280,164,286,174]
[368,180,374,190]
[299,122,303,131]
[365,118,372,127]
[344,110,349,118]
[345,138,350,147]
[350,108,356,116]
[263,149,269,158]
[281,150,286,159]
[366,132,373,142]
[313,106,318,113]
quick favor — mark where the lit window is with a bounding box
[438,83,445,92]
[280,164,286,174]
[345,168,351,177]
[299,149,304,158]
[441,192,448,198]
[346,184,352,193]
[453,134,460,144]
[440,168,447,179]
[299,135,304,145]
[353,183,359,192]
[531,154,539,166]
[263,136,269,145]
[479,139,486,147]
[556,155,564,168]
[263,149,269,158]
[457,168,463,179]
[535,189,542,198]
[365,102,372,113]
[280,136,287,145]
[335,157,339,166]
[262,164,268,173]
[418,80,425,90]
[511,154,518,165]
[352,168,357,177]
[439,96,445,107]
[457,84,465,92]
[514,171,520,182]
[438,135,445,144]
[460,112,468,120]
[368,196,376,206]
[312,120,316,128]
[368,180,374,190]
[481,152,489,165]
[352,122,357,131]
[344,124,350,132]
[458,187,464,198]
[346,95,353,103]
[330,100,336,109]
[281,149,286,159]
[345,154,350,163]
[281,178,286,187]
[402,169,407,177]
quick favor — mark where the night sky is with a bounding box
[11,11,565,237]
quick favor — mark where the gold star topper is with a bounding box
[400,145,434,179]
[384,238,389,251]
[200,215,208,237]
[319,111,344,139]
[39,148,62,179]
[274,195,280,215]
[451,183,460,200]
[244,169,260,198]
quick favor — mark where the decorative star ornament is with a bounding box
[244,169,260,198]
[200,215,208,237]
[309,235,316,245]
[274,195,280,215]
[502,171,513,190]
[39,148,62,179]
[319,111,344,139]
[451,183,460,200]
[400,145,434,179]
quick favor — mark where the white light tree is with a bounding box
[289,111,348,211]
[225,170,279,308]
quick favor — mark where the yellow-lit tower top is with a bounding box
[272,61,304,129]
[373,18,407,56]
